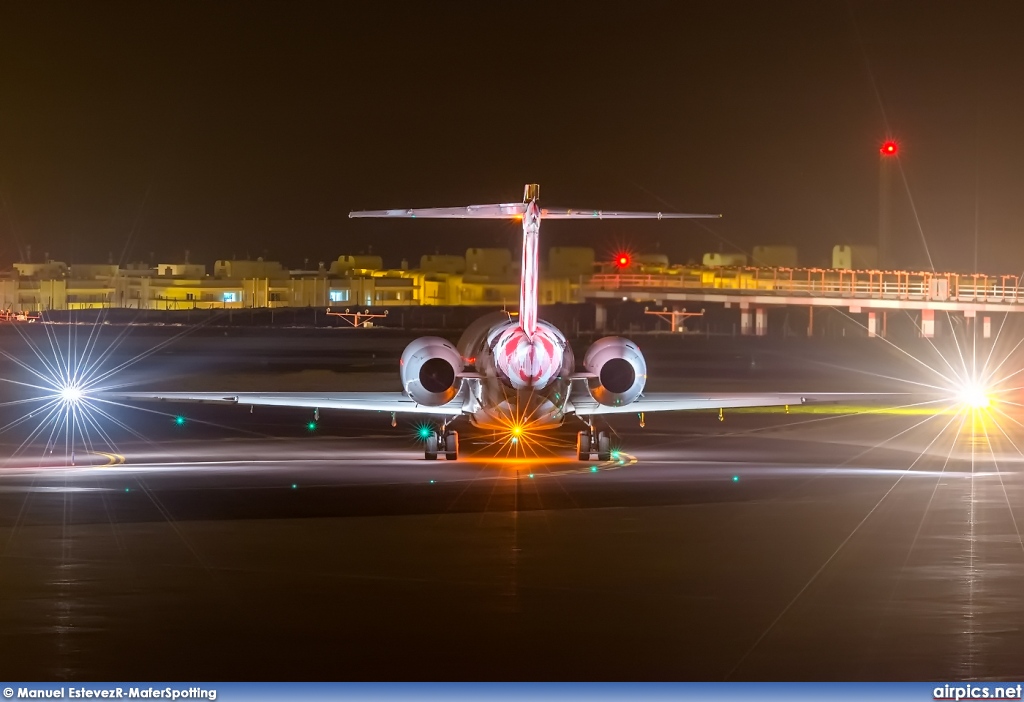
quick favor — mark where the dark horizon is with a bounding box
[2,1,1023,272]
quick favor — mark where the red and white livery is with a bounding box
[111,185,882,460]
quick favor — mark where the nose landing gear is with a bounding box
[576,425,611,462]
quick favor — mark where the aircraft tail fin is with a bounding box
[519,185,542,335]
[348,185,720,338]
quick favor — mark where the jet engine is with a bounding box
[400,336,464,406]
[583,336,647,406]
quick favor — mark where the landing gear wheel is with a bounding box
[444,430,459,461]
[596,431,611,462]
[577,431,591,460]
[424,433,438,461]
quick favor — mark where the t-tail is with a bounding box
[349,184,722,336]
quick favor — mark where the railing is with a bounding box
[585,269,1024,304]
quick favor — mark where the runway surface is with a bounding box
[2,407,1024,681]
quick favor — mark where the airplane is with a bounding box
[110,184,886,461]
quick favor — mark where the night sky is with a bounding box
[2,1,1023,272]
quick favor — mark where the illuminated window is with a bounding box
[329,290,349,303]
[222,292,238,302]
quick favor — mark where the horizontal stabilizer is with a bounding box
[349,203,526,219]
[349,205,720,220]
[539,209,720,220]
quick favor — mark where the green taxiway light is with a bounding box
[529,473,534,479]
[418,426,432,439]
[307,421,317,431]
[430,479,435,484]
[590,466,598,472]
[174,415,186,426]
[291,483,298,489]
[732,475,739,482]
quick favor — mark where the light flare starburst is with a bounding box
[0,311,224,464]
[957,382,991,410]
[60,384,83,404]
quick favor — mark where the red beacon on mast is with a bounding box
[880,140,899,156]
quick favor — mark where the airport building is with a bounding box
[0,244,857,313]
[5,243,1024,340]
[0,247,597,312]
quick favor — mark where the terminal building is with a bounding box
[3,244,1023,339]
[0,247,597,312]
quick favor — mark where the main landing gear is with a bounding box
[577,425,611,462]
[425,427,459,461]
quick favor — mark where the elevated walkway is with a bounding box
[582,268,1024,337]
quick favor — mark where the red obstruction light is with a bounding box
[880,140,899,156]
[614,253,631,269]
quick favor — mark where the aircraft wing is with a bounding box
[349,203,526,219]
[568,393,901,415]
[538,209,721,220]
[105,391,464,416]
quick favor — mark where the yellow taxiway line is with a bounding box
[93,452,126,466]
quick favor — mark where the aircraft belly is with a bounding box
[468,394,566,431]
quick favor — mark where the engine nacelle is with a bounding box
[400,336,464,406]
[583,336,647,406]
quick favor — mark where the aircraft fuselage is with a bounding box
[456,312,574,431]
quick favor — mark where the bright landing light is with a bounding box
[958,383,991,409]
[60,385,83,403]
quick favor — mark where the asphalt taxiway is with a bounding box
[1,406,1023,681]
